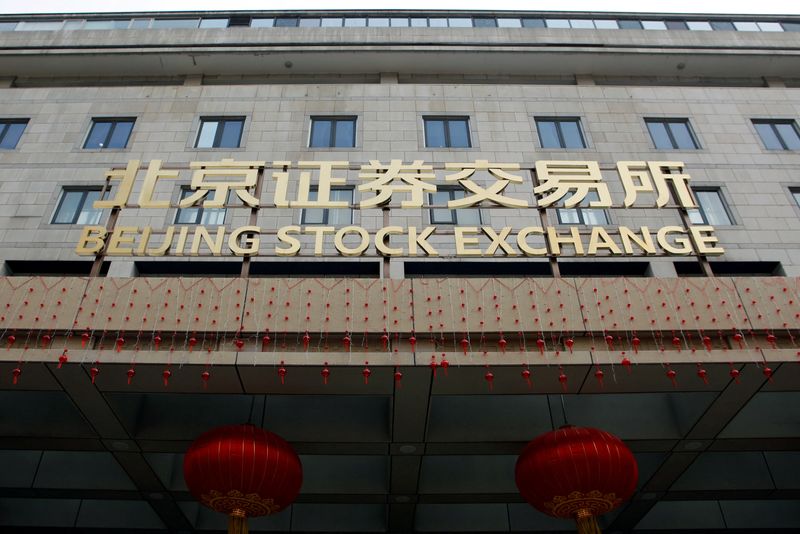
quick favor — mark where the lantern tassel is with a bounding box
[228,509,248,534]
[575,509,602,534]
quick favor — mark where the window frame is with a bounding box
[687,187,734,226]
[428,188,482,225]
[83,117,135,150]
[644,118,701,150]
[423,116,472,148]
[300,187,354,225]
[534,117,588,149]
[51,188,104,225]
[194,117,246,149]
[308,116,358,148]
[174,187,228,225]
[554,191,610,226]
[0,119,29,150]
[752,119,800,151]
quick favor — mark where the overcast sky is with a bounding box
[0,0,799,15]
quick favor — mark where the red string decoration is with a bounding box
[429,357,438,378]
[394,367,403,387]
[302,333,310,351]
[409,336,416,352]
[521,365,532,389]
[262,333,271,351]
[41,334,51,348]
[278,361,287,385]
[766,333,777,349]
[594,367,605,389]
[81,331,90,348]
[558,367,568,392]
[126,367,135,385]
[460,338,469,355]
[154,334,162,350]
[201,370,211,388]
[115,337,125,353]
[696,364,709,385]
[565,338,574,353]
[621,355,632,373]
[440,356,449,377]
[536,338,545,355]
[498,336,507,353]
[380,334,389,351]
[321,363,330,385]
[162,368,172,387]
[6,334,15,349]
[632,336,640,354]
[362,362,371,385]
[604,334,614,351]
[666,366,677,387]
[90,363,100,384]
[484,367,494,391]
[763,366,773,381]
[188,336,198,352]
[729,364,741,384]
[733,332,744,349]
[672,336,682,352]
[234,338,245,351]
[343,335,351,351]
[57,350,68,369]
[702,335,712,351]
[11,367,20,385]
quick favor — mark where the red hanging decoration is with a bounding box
[440,357,449,376]
[380,334,389,351]
[162,368,172,387]
[696,365,709,385]
[521,366,532,389]
[11,366,21,385]
[6,334,15,349]
[460,338,469,355]
[766,333,777,349]
[702,335,712,352]
[115,337,125,353]
[41,334,51,348]
[666,367,677,387]
[154,334,162,350]
[362,362,371,384]
[429,358,438,378]
[81,331,90,348]
[672,336,682,351]
[515,426,638,534]
[558,369,568,392]
[536,338,545,355]
[321,363,330,385]
[183,425,302,534]
[409,336,416,352]
[234,338,245,351]
[763,366,773,381]
[394,367,403,386]
[89,363,100,384]
[57,350,68,369]
[343,335,351,351]
[201,370,211,388]
[189,336,198,352]
[565,338,574,354]
[595,368,605,388]
[498,336,507,353]
[484,368,494,391]
[261,334,271,351]
[729,366,741,383]
[604,334,614,351]
[733,332,744,349]
[126,367,136,385]
[631,336,640,354]
[621,355,632,373]
[278,362,287,385]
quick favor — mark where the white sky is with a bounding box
[0,0,799,15]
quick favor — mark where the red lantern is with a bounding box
[516,426,638,534]
[184,424,302,534]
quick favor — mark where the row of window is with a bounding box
[2,116,799,151]
[1,16,798,33]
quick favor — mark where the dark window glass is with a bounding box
[710,21,735,31]
[430,189,481,225]
[753,120,800,150]
[52,189,103,224]
[175,188,227,225]
[0,119,28,149]
[536,118,586,148]
[645,119,699,149]
[83,118,134,149]
[424,118,471,148]
[522,18,545,28]
[195,118,245,148]
[618,20,644,29]
[791,188,800,208]
[783,22,800,32]
[665,20,688,30]
[688,188,732,225]
[309,117,357,148]
[274,18,298,27]
[473,18,497,28]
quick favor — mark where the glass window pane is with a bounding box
[130,19,151,29]
[430,191,453,223]
[497,18,522,28]
[570,19,595,29]
[560,120,585,148]
[646,121,672,149]
[687,21,712,31]
[251,19,274,28]
[298,18,321,27]
[424,120,446,148]
[594,20,619,29]
[775,123,800,150]
[390,18,409,27]
[151,19,199,29]
[582,209,608,225]
[710,21,735,31]
[522,18,545,28]
[344,18,367,27]
[665,20,688,30]
[447,120,470,148]
[219,120,243,148]
[321,18,342,27]
[733,21,760,31]
[618,20,643,29]
[473,18,496,28]
[449,18,473,28]
[16,21,63,31]
[0,22,18,31]
[792,191,800,207]
[783,22,800,32]
[410,18,428,27]
[84,121,112,149]
[303,208,325,224]
[53,192,81,223]
[456,207,481,225]
[368,18,389,27]
[77,191,103,224]
[429,18,447,28]
[334,120,355,148]
[274,18,298,27]
[310,120,332,147]
[669,122,698,149]
[0,122,27,149]
[328,190,353,225]
[687,208,705,225]
[200,19,228,28]
[754,123,783,149]
[758,22,783,32]
[696,190,731,225]
[558,209,580,224]
[537,120,560,148]
[545,19,570,29]
[200,208,226,225]
[196,121,218,148]
[642,21,667,30]
[107,121,133,148]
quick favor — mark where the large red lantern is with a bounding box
[515,426,638,534]
[184,424,302,534]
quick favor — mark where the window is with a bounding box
[0,119,28,149]
[301,189,353,225]
[618,20,643,29]
[175,188,227,225]
[424,117,471,148]
[790,188,800,209]
[536,118,587,148]
[309,117,356,148]
[195,117,244,148]
[645,118,700,149]
[687,188,732,225]
[429,189,481,224]
[556,191,609,225]
[52,189,103,225]
[83,118,134,149]
[752,120,800,150]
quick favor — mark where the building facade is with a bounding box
[0,9,799,532]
